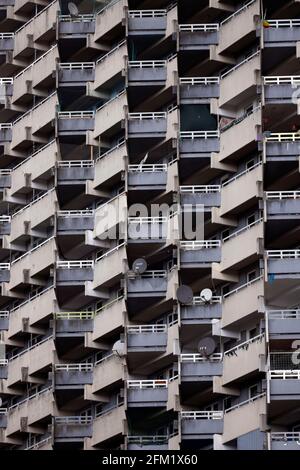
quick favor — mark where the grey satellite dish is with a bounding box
[112,340,125,357]
[198,337,217,357]
[200,288,213,303]
[132,258,147,275]
[176,285,193,304]
[0,398,2,407]
[68,2,79,16]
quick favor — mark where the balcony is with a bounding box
[266,192,300,219]
[266,250,300,279]
[270,432,300,450]
[90,405,126,447]
[126,380,168,407]
[222,276,264,328]
[54,416,93,441]
[268,370,300,400]
[93,296,125,342]
[181,411,223,439]
[57,210,94,233]
[179,24,219,50]
[128,10,167,36]
[55,311,94,335]
[58,14,95,36]
[7,286,56,339]
[180,296,222,324]
[219,106,261,162]
[223,334,266,385]
[220,162,262,216]
[180,185,221,209]
[180,353,223,381]
[126,435,169,450]
[54,364,93,387]
[127,270,168,298]
[94,91,126,138]
[94,141,127,189]
[265,133,300,161]
[221,219,263,271]
[57,160,94,182]
[264,76,300,103]
[0,214,11,234]
[92,42,118,82]
[92,354,124,394]
[94,0,126,42]
[0,123,12,142]
[93,243,127,289]
[219,51,260,108]
[58,62,95,85]
[128,216,168,242]
[180,77,219,102]
[129,60,167,86]
[128,163,167,190]
[0,409,7,428]
[0,32,14,52]
[267,310,300,339]
[179,131,220,156]
[0,311,9,330]
[127,324,167,352]
[180,240,221,267]
[0,262,10,282]
[223,393,266,443]
[56,260,94,284]
[264,19,300,45]
[93,193,127,240]
[218,0,259,54]
[0,78,13,101]
[13,1,58,59]
[0,359,7,379]
[128,112,167,138]
[57,111,95,135]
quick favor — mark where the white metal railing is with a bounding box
[0,408,7,415]
[54,363,93,372]
[271,432,300,442]
[268,370,300,380]
[10,336,53,361]
[221,0,256,26]
[266,250,300,259]
[180,130,219,139]
[0,359,8,366]
[180,185,220,193]
[0,33,14,38]
[11,236,55,265]
[140,270,167,278]
[180,353,222,362]
[13,140,56,171]
[127,380,168,389]
[15,0,57,33]
[179,24,219,32]
[13,92,57,125]
[59,62,95,70]
[0,169,11,175]
[12,188,55,218]
[96,139,126,162]
[128,163,167,172]
[57,209,94,217]
[128,216,167,224]
[0,215,11,223]
[0,311,9,318]
[96,40,126,64]
[94,352,114,366]
[128,10,166,18]
[58,111,94,119]
[127,324,167,334]
[266,191,300,200]
[220,104,261,133]
[0,78,13,84]
[266,19,300,28]
[128,60,166,68]
[95,295,124,316]
[224,393,266,413]
[59,14,95,22]
[55,311,94,320]
[56,260,94,269]
[222,218,263,243]
[57,160,94,168]
[9,286,53,314]
[181,411,223,420]
[127,435,168,444]
[180,240,221,250]
[224,333,265,356]
[0,123,12,129]
[54,416,93,424]
[267,309,300,319]
[96,242,126,262]
[0,263,9,270]
[192,296,221,305]
[180,77,219,85]
[264,75,300,85]
[222,161,261,187]
[14,45,57,79]
[25,437,52,450]
[223,275,263,299]
[221,50,260,79]
[96,89,125,112]
[128,112,166,120]
[265,132,300,142]
[8,387,52,410]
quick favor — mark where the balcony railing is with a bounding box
[192,296,221,305]
[127,435,168,444]
[180,240,221,250]
[0,215,11,223]
[128,112,166,120]
[11,236,55,265]
[220,104,261,133]
[55,311,94,320]
[59,62,95,70]
[0,263,9,270]
[266,19,300,28]
[127,325,167,334]
[8,387,52,410]
[127,380,168,389]
[271,432,300,442]
[96,40,126,64]
[264,75,300,85]
[180,77,219,85]
[54,363,93,372]
[96,139,126,162]
[128,163,167,172]
[56,260,94,269]
[95,242,126,262]
[181,411,223,419]
[0,311,9,318]
[15,0,57,33]
[0,359,8,366]
[266,250,300,259]
[10,335,53,361]
[12,188,55,218]
[221,50,260,79]
[14,45,57,80]
[57,210,94,217]
[224,333,265,357]
[0,33,14,38]
[128,10,166,18]
[57,160,94,168]
[54,416,93,424]
[268,370,300,380]
[179,24,219,32]
[265,132,300,142]
[57,111,94,119]
[180,353,222,362]
[223,275,263,299]
[0,78,13,84]
[224,393,266,413]
[180,130,219,139]
[0,123,12,129]
[128,60,166,68]
[220,0,256,26]
[25,437,52,450]
[222,161,261,187]
[267,309,300,319]
[59,15,95,22]
[180,185,221,193]
[222,218,263,243]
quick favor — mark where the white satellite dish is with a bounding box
[68,2,79,16]
[200,288,213,303]
[112,340,125,357]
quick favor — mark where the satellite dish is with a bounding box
[200,288,213,303]
[68,2,79,16]
[176,285,193,305]
[112,340,125,357]
[198,337,217,357]
[132,258,147,275]
[0,398,2,407]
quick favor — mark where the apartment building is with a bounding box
[0,0,299,451]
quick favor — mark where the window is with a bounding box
[247,213,256,225]
[247,270,257,283]
[249,384,259,399]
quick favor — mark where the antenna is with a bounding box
[176,285,193,305]
[132,258,147,275]
[200,288,213,303]
[68,2,79,16]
